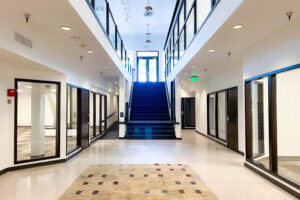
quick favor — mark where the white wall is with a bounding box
[181,87,195,98]
[0,64,66,171]
[243,17,300,157]
[195,62,244,152]
[276,69,300,156]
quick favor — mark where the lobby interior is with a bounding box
[0,0,299,199]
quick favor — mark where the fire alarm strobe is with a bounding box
[7,89,16,97]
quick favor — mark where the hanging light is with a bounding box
[145,24,152,45]
[144,0,154,17]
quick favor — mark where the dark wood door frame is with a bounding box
[227,87,238,152]
[207,87,239,151]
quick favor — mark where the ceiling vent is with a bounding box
[15,32,32,48]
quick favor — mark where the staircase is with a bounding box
[125,82,176,139]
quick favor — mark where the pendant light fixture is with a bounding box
[144,0,154,17]
[145,24,151,48]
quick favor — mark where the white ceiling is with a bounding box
[179,0,300,85]
[107,0,177,51]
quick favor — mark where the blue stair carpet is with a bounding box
[125,82,176,139]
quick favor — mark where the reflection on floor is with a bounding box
[17,127,56,161]
[257,157,300,184]
[2,130,296,200]
[67,129,77,152]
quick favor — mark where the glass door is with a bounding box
[137,57,158,82]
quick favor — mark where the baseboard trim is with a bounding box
[195,130,244,156]
[0,158,65,176]
[244,162,300,199]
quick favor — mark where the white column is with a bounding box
[31,83,45,157]
[119,76,126,138]
[175,76,182,138]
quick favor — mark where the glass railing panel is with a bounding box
[108,11,116,48]
[94,0,107,32]
[186,0,194,14]
[186,7,195,46]
[117,32,122,58]
[179,30,185,58]
[196,0,212,30]
[178,3,185,31]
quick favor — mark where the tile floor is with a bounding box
[0,130,296,200]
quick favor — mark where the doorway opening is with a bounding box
[137,51,159,82]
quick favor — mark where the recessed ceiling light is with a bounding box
[232,24,244,30]
[208,49,215,52]
[87,50,93,54]
[61,26,72,31]
[104,66,109,69]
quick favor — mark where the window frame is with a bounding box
[14,78,61,164]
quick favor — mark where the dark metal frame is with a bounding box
[244,63,300,190]
[136,51,160,83]
[207,86,238,144]
[164,0,221,76]
[89,92,108,140]
[85,0,131,75]
[66,84,81,155]
[14,78,61,164]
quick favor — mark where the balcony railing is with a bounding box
[86,0,132,75]
[163,0,220,78]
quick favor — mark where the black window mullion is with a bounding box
[245,81,253,160]
[106,3,109,35]
[93,93,96,137]
[269,75,278,172]
[215,92,219,139]
[100,94,102,133]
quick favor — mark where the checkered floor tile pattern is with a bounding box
[59,164,218,200]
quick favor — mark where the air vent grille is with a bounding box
[15,32,32,48]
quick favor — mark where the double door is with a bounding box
[137,57,158,82]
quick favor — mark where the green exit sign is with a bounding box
[190,73,198,82]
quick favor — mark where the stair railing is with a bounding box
[126,81,134,124]
[165,82,173,122]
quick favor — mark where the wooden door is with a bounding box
[227,87,238,151]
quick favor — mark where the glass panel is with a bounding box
[174,43,178,66]
[178,4,185,32]
[17,81,58,161]
[250,77,270,169]
[89,93,94,139]
[117,33,122,58]
[137,51,159,57]
[138,58,147,82]
[179,30,185,58]
[95,94,100,135]
[101,95,106,132]
[174,22,178,42]
[149,58,158,82]
[186,7,195,46]
[276,69,300,184]
[209,94,216,136]
[95,0,107,32]
[108,12,116,48]
[197,0,212,30]
[67,86,78,153]
[186,0,194,12]
[218,91,227,141]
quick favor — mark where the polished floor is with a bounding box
[0,130,296,200]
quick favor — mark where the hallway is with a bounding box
[0,130,295,200]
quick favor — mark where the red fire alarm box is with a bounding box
[7,89,16,97]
